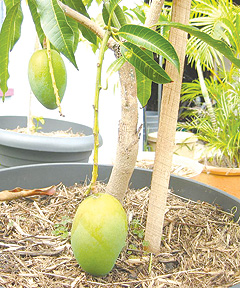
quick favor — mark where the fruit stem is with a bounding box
[86,29,112,194]
[46,38,63,116]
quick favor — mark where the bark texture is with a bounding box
[106,62,139,203]
[144,0,165,28]
[106,0,165,202]
[144,0,192,253]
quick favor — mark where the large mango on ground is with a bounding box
[71,193,128,276]
[28,49,67,109]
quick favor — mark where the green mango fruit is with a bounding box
[28,49,67,109]
[71,193,128,276]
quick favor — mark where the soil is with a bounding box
[0,183,239,287]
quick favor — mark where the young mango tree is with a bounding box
[1,0,240,269]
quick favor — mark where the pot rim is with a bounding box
[202,165,240,176]
[0,116,102,152]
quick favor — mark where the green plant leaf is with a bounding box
[103,0,122,27]
[35,0,78,69]
[118,24,180,72]
[107,56,126,77]
[136,70,152,107]
[28,0,45,46]
[4,0,23,50]
[0,2,21,96]
[120,42,172,84]
[130,6,146,24]
[159,21,240,69]
[103,2,127,29]
[63,0,97,46]
[108,0,122,16]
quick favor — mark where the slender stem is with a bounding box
[46,38,63,116]
[86,29,112,194]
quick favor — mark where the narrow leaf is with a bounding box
[117,24,180,72]
[107,56,126,77]
[136,70,152,107]
[108,0,122,17]
[0,2,20,96]
[28,0,45,46]
[0,185,57,201]
[120,42,172,84]
[103,2,127,29]
[64,0,97,46]
[159,21,240,69]
[130,6,146,24]
[4,0,23,50]
[36,0,78,69]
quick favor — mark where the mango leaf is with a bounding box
[120,42,172,84]
[136,70,152,107]
[159,21,240,69]
[130,6,146,24]
[28,0,45,46]
[64,0,97,46]
[135,49,153,107]
[106,56,126,78]
[35,0,78,69]
[117,24,180,72]
[65,16,80,53]
[4,0,23,50]
[103,3,127,29]
[0,2,21,97]
[103,0,122,27]
[108,0,122,16]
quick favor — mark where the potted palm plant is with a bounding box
[178,0,240,198]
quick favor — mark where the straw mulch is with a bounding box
[0,182,240,288]
[9,127,84,137]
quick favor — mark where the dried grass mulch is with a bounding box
[0,182,240,288]
[9,127,85,138]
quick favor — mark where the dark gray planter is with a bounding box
[0,116,102,168]
[0,163,239,287]
[0,163,239,222]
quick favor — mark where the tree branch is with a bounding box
[58,1,116,50]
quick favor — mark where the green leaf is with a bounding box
[103,2,127,29]
[4,0,23,50]
[28,0,45,46]
[107,56,126,77]
[104,0,122,27]
[120,42,172,84]
[35,0,78,69]
[117,24,180,72]
[65,16,80,53]
[108,0,122,16]
[136,70,152,107]
[159,21,240,69]
[64,0,97,46]
[130,6,146,24]
[0,2,21,96]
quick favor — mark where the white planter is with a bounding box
[148,131,198,159]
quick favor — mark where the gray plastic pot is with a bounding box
[0,116,102,168]
[0,163,239,221]
[0,163,239,287]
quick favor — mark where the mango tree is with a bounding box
[1,0,240,258]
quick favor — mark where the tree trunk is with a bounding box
[144,0,192,253]
[106,0,165,203]
[106,61,139,203]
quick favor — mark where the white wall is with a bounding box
[1,1,144,164]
